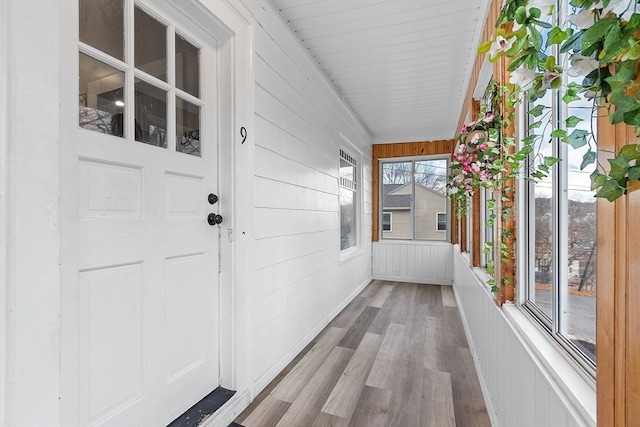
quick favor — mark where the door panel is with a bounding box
[63,1,221,425]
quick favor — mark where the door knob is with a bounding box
[207,213,223,225]
[208,193,219,204]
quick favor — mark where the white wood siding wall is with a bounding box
[240,1,373,392]
[452,249,596,427]
[372,241,452,285]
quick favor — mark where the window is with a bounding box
[340,150,357,251]
[382,212,392,231]
[523,2,597,372]
[380,157,448,240]
[79,0,202,156]
[481,188,495,269]
[436,213,446,231]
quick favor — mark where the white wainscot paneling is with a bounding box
[372,241,452,285]
[451,249,596,427]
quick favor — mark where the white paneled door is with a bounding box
[61,1,222,425]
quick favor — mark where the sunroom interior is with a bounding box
[2,0,640,426]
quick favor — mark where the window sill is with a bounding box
[339,245,362,262]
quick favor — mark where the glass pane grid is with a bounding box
[380,159,448,241]
[79,0,205,155]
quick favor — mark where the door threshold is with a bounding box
[168,387,236,427]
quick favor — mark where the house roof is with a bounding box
[382,183,445,209]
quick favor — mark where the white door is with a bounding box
[61,1,222,425]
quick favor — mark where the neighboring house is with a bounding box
[382,183,447,240]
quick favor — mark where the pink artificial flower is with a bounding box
[483,113,495,123]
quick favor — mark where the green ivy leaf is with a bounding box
[560,30,583,54]
[528,120,542,130]
[544,55,556,71]
[625,41,640,61]
[565,115,583,128]
[562,129,589,148]
[581,150,597,170]
[596,178,626,201]
[529,7,541,19]
[602,20,623,55]
[515,5,528,23]
[529,26,543,51]
[562,82,582,103]
[551,129,567,138]
[629,165,640,181]
[608,156,630,181]
[528,104,546,117]
[625,12,640,33]
[590,170,607,190]
[610,95,639,123]
[605,64,636,91]
[544,156,561,167]
[478,40,493,54]
[547,26,569,47]
[619,144,640,161]
[582,17,617,44]
[623,107,640,128]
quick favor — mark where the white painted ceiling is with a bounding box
[270,0,492,143]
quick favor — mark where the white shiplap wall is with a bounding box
[372,241,452,285]
[452,249,596,427]
[239,0,373,392]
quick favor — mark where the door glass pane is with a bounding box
[381,162,412,239]
[176,98,200,156]
[79,0,124,61]
[175,34,200,97]
[414,159,447,240]
[79,53,125,137]
[562,87,597,363]
[135,79,167,148]
[135,6,167,81]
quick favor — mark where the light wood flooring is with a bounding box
[233,280,492,427]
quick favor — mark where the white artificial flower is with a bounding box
[489,35,516,60]
[541,71,560,89]
[509,65,536,91]
[568,9,597,29]
[568,53,599,77]
[603,0,637,21]
[447,186,459,195]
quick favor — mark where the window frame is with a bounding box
[78,0,205,156]
[520,5,597,375]
[378,155,449,242]
[436,212,446,232]
[339,148,358,253]
[382,211,392,232]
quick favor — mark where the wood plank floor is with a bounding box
[233,280,492,427]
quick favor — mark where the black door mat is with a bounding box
[167,387,236,427]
